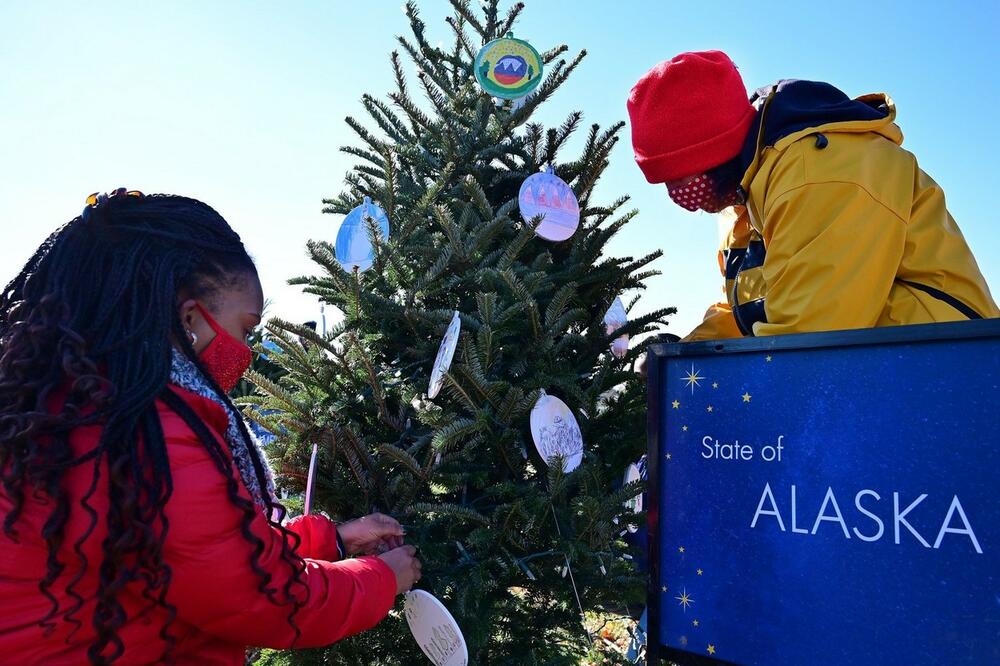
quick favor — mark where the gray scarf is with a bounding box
[169,349,276,513]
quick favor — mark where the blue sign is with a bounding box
[646,320,1000,665]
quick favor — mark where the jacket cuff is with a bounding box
[336,530,346,560]
[286,514,342,561]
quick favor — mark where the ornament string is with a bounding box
[549,500,591,640]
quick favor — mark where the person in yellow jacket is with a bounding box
[627,50,998,341]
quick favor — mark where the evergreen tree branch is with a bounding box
[378,443,426,481]
[409,502,490,525]
[497,2,526,37]
[448,0,488,40]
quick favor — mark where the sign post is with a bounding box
[646,320,1000,665]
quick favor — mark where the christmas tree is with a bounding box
[244,1,673,663]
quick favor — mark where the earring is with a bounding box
[188,330,198,346]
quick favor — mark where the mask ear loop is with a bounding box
[194,303,224,335]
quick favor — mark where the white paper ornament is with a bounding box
[603,297,629,359]
[428,311,461,399]
[404,590,468,666]
[335,196,390,273]
[529,392,583,473]
[622,462,643,533]
[519,167,580,242]
[303,443,319,515]
[603,297,627,326]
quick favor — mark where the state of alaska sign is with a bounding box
[646,320,1000,666]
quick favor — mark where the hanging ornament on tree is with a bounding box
[622,462,643,533]
[519,166,580,241]
[404,590,468,666]
[603,296,629,359]
[303,443,319,515]
[474,33,543,100]
[428,311,461,399]
[529,391,584,472]
[623,455,650,572]
[335,196,390,273]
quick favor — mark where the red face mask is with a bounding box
[666,173,742,213]
[195,303,252,393]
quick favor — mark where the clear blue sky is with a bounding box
[1,1,997,335]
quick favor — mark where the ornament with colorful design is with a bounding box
[474,33,543,100]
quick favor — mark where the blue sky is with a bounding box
[1,1,997,336]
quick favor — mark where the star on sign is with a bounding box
[712,382,719,389]
[666,453,672,460]
[678,546,685,553]
[706,405,714,413]
[661,585,668,593]
[742,392,752,403]
[765,355,773,362]
[697,568,703,576]
[707,645,716,655]
[675,588,694,612]
[682,364,705,394]
[693,619,700,627]
[682,425,688,432]
[672,400,680,409]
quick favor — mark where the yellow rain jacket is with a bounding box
[688,80,998,341]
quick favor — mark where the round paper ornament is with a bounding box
[428,311,461,399]
[529,391,583,473]
[335,196,390,273]
[474,33,543,100]
[622,462,643,533]
[519,167,580,241]
[404,590,468,666]
[603,296,629,359]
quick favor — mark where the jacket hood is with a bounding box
[739,80,900,189]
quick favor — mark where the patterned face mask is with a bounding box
[195,303,252,393]
[666,173,742,213]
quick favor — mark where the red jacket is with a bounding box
[0,385,397,665]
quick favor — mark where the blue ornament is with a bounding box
[335,196,390,273]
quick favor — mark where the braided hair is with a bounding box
[0,193,308,664]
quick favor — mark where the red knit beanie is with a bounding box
[627,50,755,183]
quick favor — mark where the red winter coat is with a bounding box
[0,385,397,665]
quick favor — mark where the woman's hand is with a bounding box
[338,512,405,556]
[378,545,422,595]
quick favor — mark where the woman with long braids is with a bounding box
[0,190,422,664]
